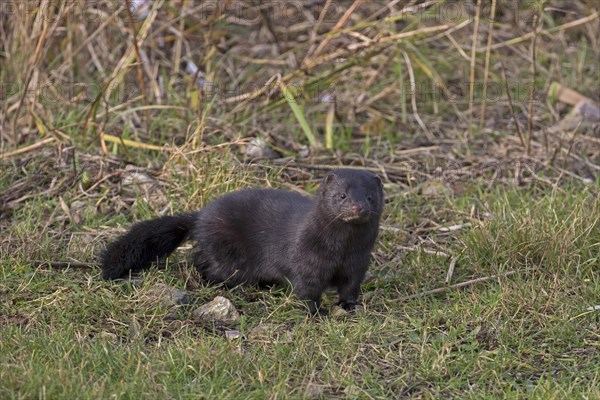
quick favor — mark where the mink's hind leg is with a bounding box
[192,247,249,287]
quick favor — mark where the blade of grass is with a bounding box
[278,80,318,148]
[325,102,335,150]
[103,134,170,151]
[479,0,497,129]
[468,0,482,137]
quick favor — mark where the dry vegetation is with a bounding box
[0,1,599,398]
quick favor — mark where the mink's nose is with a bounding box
[351,204,363,214]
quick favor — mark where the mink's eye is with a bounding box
[367,195,373,202]
[340,193,347,199]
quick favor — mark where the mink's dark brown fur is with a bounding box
[101,169,384,314]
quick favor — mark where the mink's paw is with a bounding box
[305,300,326,317]
[338,301,358,312]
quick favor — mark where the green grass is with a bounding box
[1,3,599,398]
[1,161,598,399]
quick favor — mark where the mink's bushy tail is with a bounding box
[100,213,197,280]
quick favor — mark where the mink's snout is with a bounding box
[341,201,372,223]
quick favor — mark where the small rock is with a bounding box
[575,99,600,122]
[225,330,241,340]
[343,385,360,397]
[305,383,326,399]
[248,322,292,343]
[298,145,310,158]
[330,305,348,318]
[193,296,240,324]
[69,200,87,224]
[129,318,142,342]
[419,180,453,197]
[243,137,279,160]
[122,166,157,188]
[550,99,600,136]
[146,283,190,306]
[331,304,364,318]
[97,331,118,341]
[120,165,167,204]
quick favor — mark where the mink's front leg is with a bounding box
[336,278,362,311]
[336,256,369,311]
[292,276,325,315]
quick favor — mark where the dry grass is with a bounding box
[1,1,598,167]
[0,1,599,398]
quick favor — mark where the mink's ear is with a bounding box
[323,172,338,185]
[320,172,337,197]
[374,175,383,189]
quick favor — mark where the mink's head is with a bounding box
[318,169,384,224]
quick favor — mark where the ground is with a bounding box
[1,1,599,399]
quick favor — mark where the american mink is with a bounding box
[101,168,384,314]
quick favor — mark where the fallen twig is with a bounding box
[444,256,459,285]
[483,12,599,51]
[395,245,450,258]
[402,271,517,300]
[402,51,434,141]
[33,261,99,270]
[438,223,472,232]
[0,137,55,159]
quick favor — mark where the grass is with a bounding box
[1,160,598,398]
[1,1,599,398]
